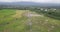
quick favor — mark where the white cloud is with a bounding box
[32,0,60,3]
[0,0,60,3]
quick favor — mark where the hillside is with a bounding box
[0,9,60,32]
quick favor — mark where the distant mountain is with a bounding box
[0,1,60,8]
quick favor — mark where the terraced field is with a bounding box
[0,9,60,32]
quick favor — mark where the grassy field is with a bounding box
[0,9,60,32]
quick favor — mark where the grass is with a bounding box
[0,9,28,32]
[0,9,60,32]
[31,16,60,32]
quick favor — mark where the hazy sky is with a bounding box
[0,0,60,3]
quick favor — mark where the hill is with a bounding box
[0,9,60,32]
[0,1,60,8]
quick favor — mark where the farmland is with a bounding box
[0,9,60,32]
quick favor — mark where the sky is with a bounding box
[0,0,60,3]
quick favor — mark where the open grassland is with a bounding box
[0,9,60,32]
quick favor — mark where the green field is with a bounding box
[0,9,60,32]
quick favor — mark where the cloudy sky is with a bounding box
[0,0,60,3]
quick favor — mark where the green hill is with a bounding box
[0,9,60,32]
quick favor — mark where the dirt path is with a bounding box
[24,11,44,32]
[24,11,44,17]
